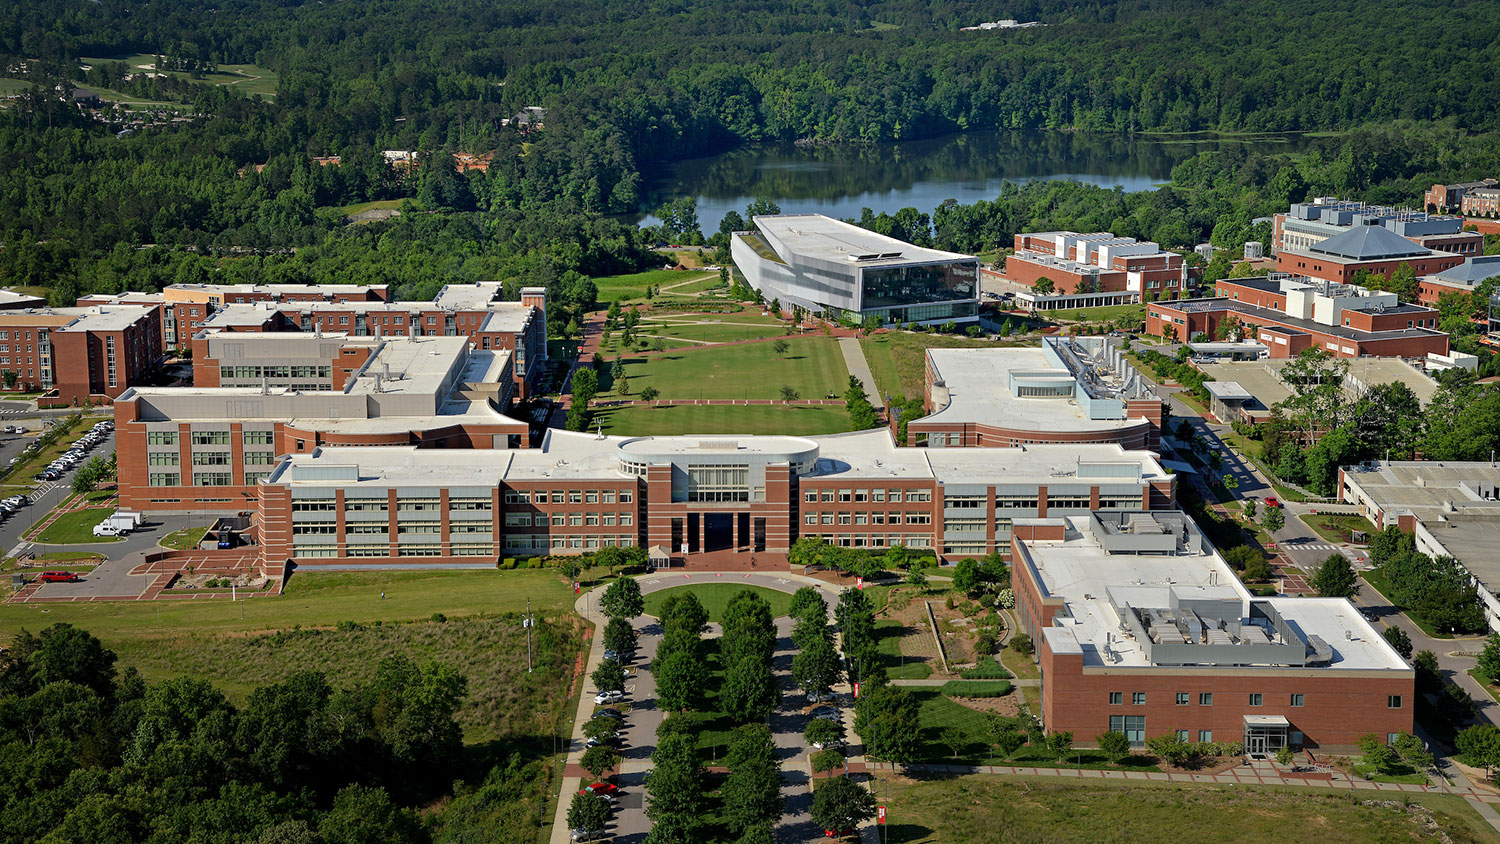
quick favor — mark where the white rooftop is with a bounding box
[754,213,975,267]
[433,282,505,310]
[1020,514,1408,672]
[920,347,1145,431]
[0,289,46,307]
[53,305,155,332]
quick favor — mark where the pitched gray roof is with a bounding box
[1434,256,1500,286]
[1309,224,1429,260]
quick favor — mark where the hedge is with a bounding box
[940,680,1013,698]
[959,662,1013,680]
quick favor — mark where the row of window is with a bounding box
[801,533,933,549]
[805,512,933,526]
[148,471,269,486]
[146,430,275,446]
[220,365,332,380]
[1109,691,1401,709]
[291,497,493,512]
[803,489,932,503]
[505,512,634,527]
[502,489,634,505]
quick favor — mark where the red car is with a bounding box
[823,829,856,840]
[1263,497,1281,508]
[39,571,79,583]
[580,782,618,797]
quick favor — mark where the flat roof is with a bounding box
[0,289,46,307]
[0,311,74,327]
[1022,514,1407,671]
[919,347,1145,431]
[1343,461,1500,522]
[433,282,505,310]
[346,336,472,396]
[1157,297,1445,343]
[1195,358,1438,407]
[270,428,1169,488]
[754,214,975,267]
[54,305,154,332]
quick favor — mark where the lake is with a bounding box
[638,130,1323,233]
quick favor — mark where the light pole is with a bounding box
[524,597,534,674]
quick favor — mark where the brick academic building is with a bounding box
[0,305,162,406]
[253,430,1176,567]
[1148,274,1449,359]
[1000,232,1190,307]
[1012,511,1413,752]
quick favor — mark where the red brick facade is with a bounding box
[1276,251,1464,285]
[0,307,163,406]
[1147,301,1449,359]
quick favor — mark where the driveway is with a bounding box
[561,572,846,844]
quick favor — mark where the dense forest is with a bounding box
[3,0,1500,312]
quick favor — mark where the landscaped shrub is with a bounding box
[940,680,1013,698]
[959,663,1013,680]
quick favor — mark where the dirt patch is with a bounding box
[948,693,1022,718]
[1165,755,1243,776]
[886,594,947,674]
[170,572,270,591]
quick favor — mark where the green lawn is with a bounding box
[35,507,121,544]
[0,78,37,95]
[592,403,853,436]
[635,318,789,345]
[1301,513,1376,544]
[334,198,406,217]
[859,331,996,399]
[876,618,933,679]
[875,777,1500,844]
[657,275,729,296]
[1045,304,1146,324]
[601,335,849,400]
[160,526,209,550]
[80,54,279,98]
[0,569,577,645]
[595,269,713,303]
[641,583,793,622]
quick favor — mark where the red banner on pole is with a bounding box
[877,806,886,825]
[856,576,864,590]
[853,681,860,699]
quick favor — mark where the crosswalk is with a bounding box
[1295,543,1344,552]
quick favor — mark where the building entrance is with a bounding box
[704,513,735,552]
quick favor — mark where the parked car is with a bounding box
[806,690,835,704]
[585,735,616,749]
[811,737,846,750]
[92,524,122,537]
[594,689,624,704]
[593,708,625,721]
[39,571,80,583]
[580,782,619,798]
[810,706,842,722]
[570,828,607,842]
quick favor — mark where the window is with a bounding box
[1198,730,1212,743]
[505,513,532,527]
[293,523,337,535]
[602,491,616,504]
[147,431,179,445]
[569,490,582,504]
[193,472,233,486]
[1109,692,1123,705]
[905,513,931,525]
[1199,693,1213,706]
[451,521,492,534]
[1290,694,1304,707]
[821,514,834,525]
[244,452,275,465]
[243,430,274,445]
[1386,732,1401,746]
[1387,695,1402,709]
[345,500,389,512]
[347,523,387,534]
[450,499,491,511]
[1176,693,1189,706]
[805,514,818,525]
[503,491,532,504]
[192,450,231,465]
[147,472,180,487]
[397,524,441,534]
[148,453,179,466]
[1249,693,1263,706]
[292,500,336,512]
[191,430,231,445]
[1108,715,1146,746]
[1175,730,1189,741]
[1132,692,1145,705]
[585,492,598,504]
[619,491,633,503]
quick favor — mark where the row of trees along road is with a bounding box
[569,576,646,840]
[646,589,783,844]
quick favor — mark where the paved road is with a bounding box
[561,572,846,844]
[838,337,878,398]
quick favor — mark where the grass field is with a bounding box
[860,332,996,399]
[1045,304,1147,323]
[0,569,577,646]
[876,618,933,679]
[334,198,406,218]
[592,404,852,436]
[0,78,37,95]
[160,526,209,550]
[659,275,728,296]
[602,335,849,400]
[1302,513,1376,544]
[595,269,715,303]
[641,583,794,621]
[875,777,1500,844]
[35,507,120,544]
[81,54,280,98]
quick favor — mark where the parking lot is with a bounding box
[1,417,117,557]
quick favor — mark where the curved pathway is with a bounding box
[552,571,851,844]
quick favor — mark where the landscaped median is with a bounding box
[31,506,121,544]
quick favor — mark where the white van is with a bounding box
[92,523,121,537]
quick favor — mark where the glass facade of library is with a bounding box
[861,262,978,323]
